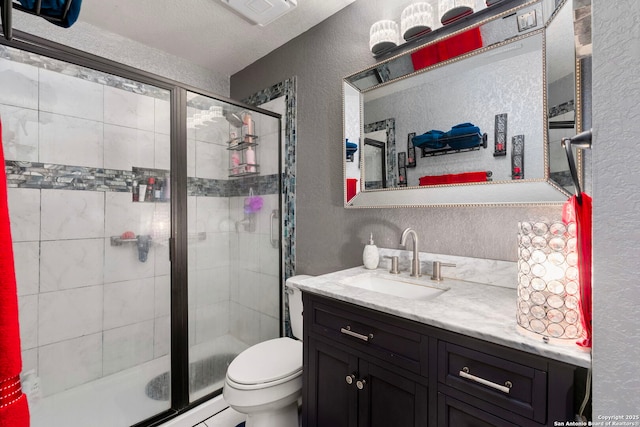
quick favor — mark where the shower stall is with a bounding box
[1,37,290,427]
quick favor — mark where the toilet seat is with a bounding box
[226,338,302,391]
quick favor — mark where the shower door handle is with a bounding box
[270,209,279,248]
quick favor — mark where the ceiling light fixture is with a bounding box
[221,0,298,26]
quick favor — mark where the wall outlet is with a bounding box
[517,10,537,32]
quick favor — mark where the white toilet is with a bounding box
[223,275,310,427]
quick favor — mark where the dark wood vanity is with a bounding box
[302,293,586,427]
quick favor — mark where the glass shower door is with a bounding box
[185,92,282,402]
[1,44,173,426]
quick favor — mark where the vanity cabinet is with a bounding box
[303,294,430,427]
[302,293,583,427]
[436,333,576,427]
[438,393,521,427]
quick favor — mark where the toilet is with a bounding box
[223,275,310,427]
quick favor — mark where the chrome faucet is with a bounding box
[400,228,421,277]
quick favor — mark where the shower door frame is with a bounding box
[1,29,284,427]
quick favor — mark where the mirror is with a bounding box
[364,118,396,188]
[546,0,578,194]
[363,138,386,189]
[343,0,581,207]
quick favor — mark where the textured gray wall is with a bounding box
[591,0,640,417]
[230,0,562,275]
[12,13,229,95]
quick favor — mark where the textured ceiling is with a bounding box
[77,0,356,77]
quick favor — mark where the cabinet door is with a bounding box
[306,336,358,427]
[438,393,521,427]
[359,360,429,427]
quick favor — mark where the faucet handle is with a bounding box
[431,261,456,281]
[385,256,400,274]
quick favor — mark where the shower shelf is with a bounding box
[228,165,260,178]
[110,232,206,246]
[228,128,259,177]
[227,137,259,149]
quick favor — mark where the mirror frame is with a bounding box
[343,0,582,208]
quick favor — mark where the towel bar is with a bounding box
[110,232,206,246]
[561,128,592,205]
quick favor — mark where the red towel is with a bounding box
[419,171,488,186]
[411,43,440,71]
[0,120,30,427]
[346,178,358,202]
[438,27,483,62]
[563,194,593,348]
[412,27,483,72]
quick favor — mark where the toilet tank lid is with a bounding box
[227,337,302,385]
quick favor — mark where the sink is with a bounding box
[340,272,448,300]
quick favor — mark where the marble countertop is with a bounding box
[290,266,592,368]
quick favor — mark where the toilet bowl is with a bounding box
[223,275,311,427]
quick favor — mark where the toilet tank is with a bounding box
[286,275,312,340]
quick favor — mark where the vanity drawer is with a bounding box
[306,295,424,375]
[438,341,547,423]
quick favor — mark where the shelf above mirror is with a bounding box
[373,0,528,60]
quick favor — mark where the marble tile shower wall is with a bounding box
[184,99,283,351]
[2,50,284,397]
[185,98,283,350]
[1,55,173,396]
[186,113,230,350]
[229,100,283,346]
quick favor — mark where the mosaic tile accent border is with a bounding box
[5,160,281,198]
[187,174,280,197]
[187,177,227,197]
[548,99,575,119]
[243,76,297,282]
[5,161,133,192]
[0,44,170,101]
[227,173,280,197]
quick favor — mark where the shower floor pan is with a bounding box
[146,352,238,400]
[29,335,248,427]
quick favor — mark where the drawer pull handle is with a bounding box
[340,325,373,342]
[459,367,512,394]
